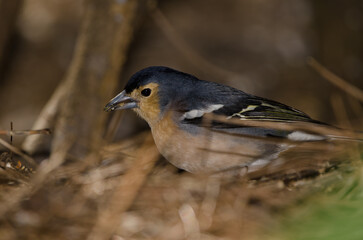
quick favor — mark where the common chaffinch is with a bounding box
[104,66,326,174]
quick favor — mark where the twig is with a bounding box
[308,57,363,102]
[0,138,36,166]
[87,133,159,240]
[0,129,51,136]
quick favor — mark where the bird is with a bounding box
[104,66,330,174]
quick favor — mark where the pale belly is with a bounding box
[151,119,283,173]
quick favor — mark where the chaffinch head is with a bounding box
[105,66,325,174]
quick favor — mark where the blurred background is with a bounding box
[0,0,362,138]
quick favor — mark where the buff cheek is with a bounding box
[130,83,161,126]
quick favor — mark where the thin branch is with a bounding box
[0,129,51,136]
[308,57,363,102]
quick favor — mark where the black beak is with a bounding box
[104,90,138,112]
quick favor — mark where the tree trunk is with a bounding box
[46,0,147,161]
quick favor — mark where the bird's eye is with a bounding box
[141,88,151,97]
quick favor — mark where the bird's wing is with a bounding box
[180,95,324,139]
[215,95,316,122]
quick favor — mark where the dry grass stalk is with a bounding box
[308,57,363,103]
[88,133,159,240]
